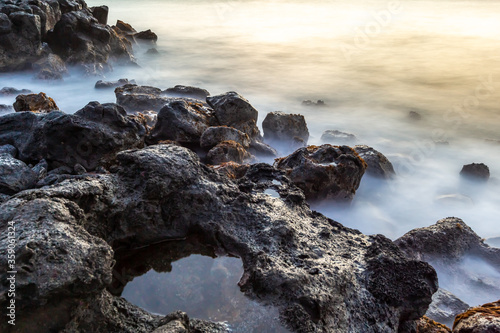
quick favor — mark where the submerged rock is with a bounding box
[460,163,490,182]
[354,145,395,179]
[164,85,210,101]
[13,92,59,112]
[274,144,367,202]
[453,300,500,333]
[0,87,32,96]
[207,91,261,140]
[0,144,437,332]
[321,130,357,144]
[0,102,146,170]
[302,99,326,107]
[95,78,134,89]
[262,111,309,148]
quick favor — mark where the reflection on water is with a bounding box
[115,240,290,332]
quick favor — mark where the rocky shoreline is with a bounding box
[1,1,499,332]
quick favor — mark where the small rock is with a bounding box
[0,104,13,113]
[32,159,48,180]
[248,141,278,158]
[74,163,87,175]
[460,163,490,182]
[0,153,38,194]
[274,144,367,202]
[164,85,210,101]
[206,140,253,165]
[415,316,451,333]
[134,29,158,42]
[206,91,261,139]
[115,84,166,112]
[115,20,137,34]
[354,145,395,179]
[48,166,74,176]
[13,92,59,113]
[262,111,309,147]
[146,48,159,55]
[321,130,357,144]
[95,78,134,89]
[0,144,17,157]
[302,99,326,107]
[0,87,32,96]
[409,111,422,121]
[200,126,250,150]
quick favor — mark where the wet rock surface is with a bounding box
[206,140,253,165]
[0,102,146,170]
[262,111,309,148]
[0,143,437,332]
[164,85,210,101]
[274,144,367,202]
[200,126,251,150]
[206,91,261,140]
[426,289,470,328]
[115,84,167,112]
[95,78,134,89]
[460,163,490,182]
[354,145,395,179]
[13,92,59,112]
[0,150,38,194]
[321,130,357,144]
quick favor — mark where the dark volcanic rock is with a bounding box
[164,85,210,101]
[90,5,108,25]
[0,144,437,332]
[274,144,367,202]
[134,29,157,42]
[262,111,309,148]
[115,84,166,112]
[95,78,134,89]
[0,87,32,96]
[46,9,134,68]
[206,140,253,165]
[0,151,38,194]
[321,130,357,144]
[147,99,216,145]
[354,145,395,179]
[13,92,59,112]
[453,300,500,333]
[460,163,490,182]
[200,126,250,150]
[206,91,261,139]
[0,102,146,170]
[33,53,67,80]
[426,289,469,328]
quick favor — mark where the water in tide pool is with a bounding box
[2,0,500,311]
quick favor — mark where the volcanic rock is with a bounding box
[354,145,395,179]
[262,111,309,147]
[13,92,59,112]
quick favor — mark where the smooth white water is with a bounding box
[1,0,499,311]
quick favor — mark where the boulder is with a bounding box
[200,126,250,150]
[354,145,395,179]
[33,53,67,80]
[206,91,261,139]
[460,163,490,182]
[426,289,469,328]
[274,144,367,202]
[13,92,59,112]
[147,99,217,145]
[46,9,134,69]
[321,130,357,144]
[206,140,253,165]
[0,151,38,194]
[0,102,146,170]
[90,5,108,25]
[248,140,279,158]
[453,300,500,333]
[134,29,157,42]
[0,87,32,96]
[164,85,210,101]
[95,78,134,89]
[262,111,309,147]
[115,84,166,112]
